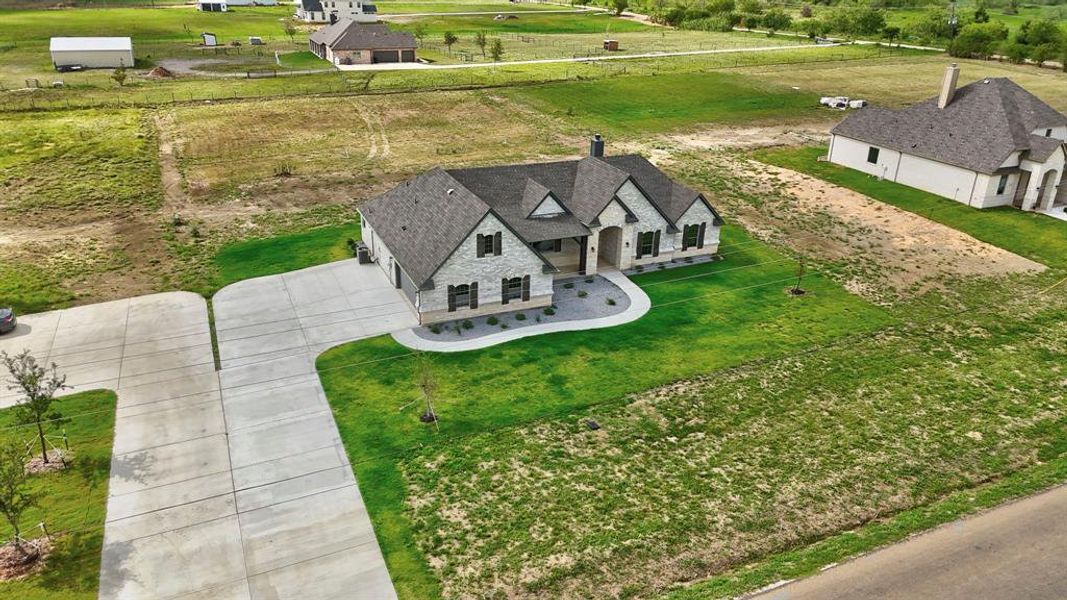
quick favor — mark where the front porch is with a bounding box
[537,226,633,279]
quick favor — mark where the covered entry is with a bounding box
[598,226,624,268]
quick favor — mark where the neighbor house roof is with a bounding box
[309,20,415,50]
[50,37,132,52]
[298,0,323,11]
[831,77,1067,174]
[360,154,724,288]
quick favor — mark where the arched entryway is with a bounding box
[598,226,623,268]
[1036,169,1059,210]
[1055,178,1067,208]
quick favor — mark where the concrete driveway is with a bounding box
[211,259,416,599]
[0,259,416,599]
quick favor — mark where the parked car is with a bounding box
[0,308,15,334]
[56,64,84,73]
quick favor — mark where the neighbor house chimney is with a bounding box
[590,133,605,157]
[938,63,960,109]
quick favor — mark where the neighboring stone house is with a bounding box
[296,0,377,24]
[829,64,1066,212]
[309,20,416,65]
[359,137,724,324]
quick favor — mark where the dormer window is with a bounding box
[477,232,502,257]
[529,193,566,218]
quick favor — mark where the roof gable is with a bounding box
[360,168,488,288]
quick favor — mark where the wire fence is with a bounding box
[0,44,905,113]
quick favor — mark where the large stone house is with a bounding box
[309,20,416,65]
[359,137,724,323]
[828,64,1066,212]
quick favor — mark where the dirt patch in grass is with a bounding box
[740,160,1044,295]
[0,537,53,582]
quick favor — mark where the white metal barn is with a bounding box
[50,37,134,69]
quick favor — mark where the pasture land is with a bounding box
[733,54,1067,114]
[0,390,118,600]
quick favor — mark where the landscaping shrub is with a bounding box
[578,290,588,298]
[543,307,556,316]
[462,320,474,330]
[487,316,499,325]
[585,277,594,283]
[515,313,527,321]
[607,298,617,306]
[429,324,442,334]
[563,282,575,289]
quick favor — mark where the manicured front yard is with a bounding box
[213,222,362,289]
[0,390,117,600]
[318,225,892,599]
[752,145,1067,266]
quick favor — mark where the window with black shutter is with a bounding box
[470,282,478,309]
[637,231,655,258]
[476,234,486,258]
[652,230,661,257]
[697,222,706,249]
[502,277,523,304]
[478,232,502,257]
[521,275,530,301]
[452,284,471,310]
[493,231,502,256]
[683,225,699,250]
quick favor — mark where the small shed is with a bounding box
[50,37,134,69]
[603,39,619,51]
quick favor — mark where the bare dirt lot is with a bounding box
[627,125,1044,302]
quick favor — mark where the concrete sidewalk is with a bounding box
[751,485,1067,600]
[392,267,650,352]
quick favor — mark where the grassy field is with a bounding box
[0,390,117,600]
[881,4,1067,38]
[752,145,1067,266]
[214,221,361,288]
[0,108,161,220]
[734,54,1067,114]
[508,70,820,136]
[319,225,893,599]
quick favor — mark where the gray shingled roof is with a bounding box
[360,154,724,286]
[309,20,415,50]
[299,0,323,12]
[831,77,1067,174]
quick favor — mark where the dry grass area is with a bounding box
[166,90,575,206]
[735,55,1067,113]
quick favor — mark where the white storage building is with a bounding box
[50,37,134,69]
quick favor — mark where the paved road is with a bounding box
[334,41,843,71]
[752,485,1067,600]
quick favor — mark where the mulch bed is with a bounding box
[24,450,71,475]
[0,537,53,581]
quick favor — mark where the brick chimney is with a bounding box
[938,63,960,109]
[590,133,605,157]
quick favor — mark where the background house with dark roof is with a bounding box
[358,136,724,323]
[297,0,378,23]
[309,20,415,65]
[828,64,1066,212]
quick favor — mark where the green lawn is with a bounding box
[752,145,1067,267]
[508,71,821,136]
[0,390,117,600]
[213,221,361,289]
[393,11,648,35]
[318,225,892,599]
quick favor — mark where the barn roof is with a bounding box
[50,37,132,52]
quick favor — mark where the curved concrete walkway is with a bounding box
[391,267,650,353]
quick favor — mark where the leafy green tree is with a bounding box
[761,8,792,33]
[474,30,488,57]
[0,441,37,557]
[1030,43,1058,66]
[948,21,1009,59]
[850,7,886,36]
[883,25,901,46]
[973,7,989,23]
[443,31,458,55]
[612,0,629,16]
[737,0,762,15]
[282,19,297,43]
[707,0,735,14]
[1001,41,1029,64]
[111,67,127,87]
[412,23,427,46]
[1,351,69,464]
[1016,19,1062,47]
[489,38,505,62]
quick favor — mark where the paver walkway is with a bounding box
[392,267,650,352]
